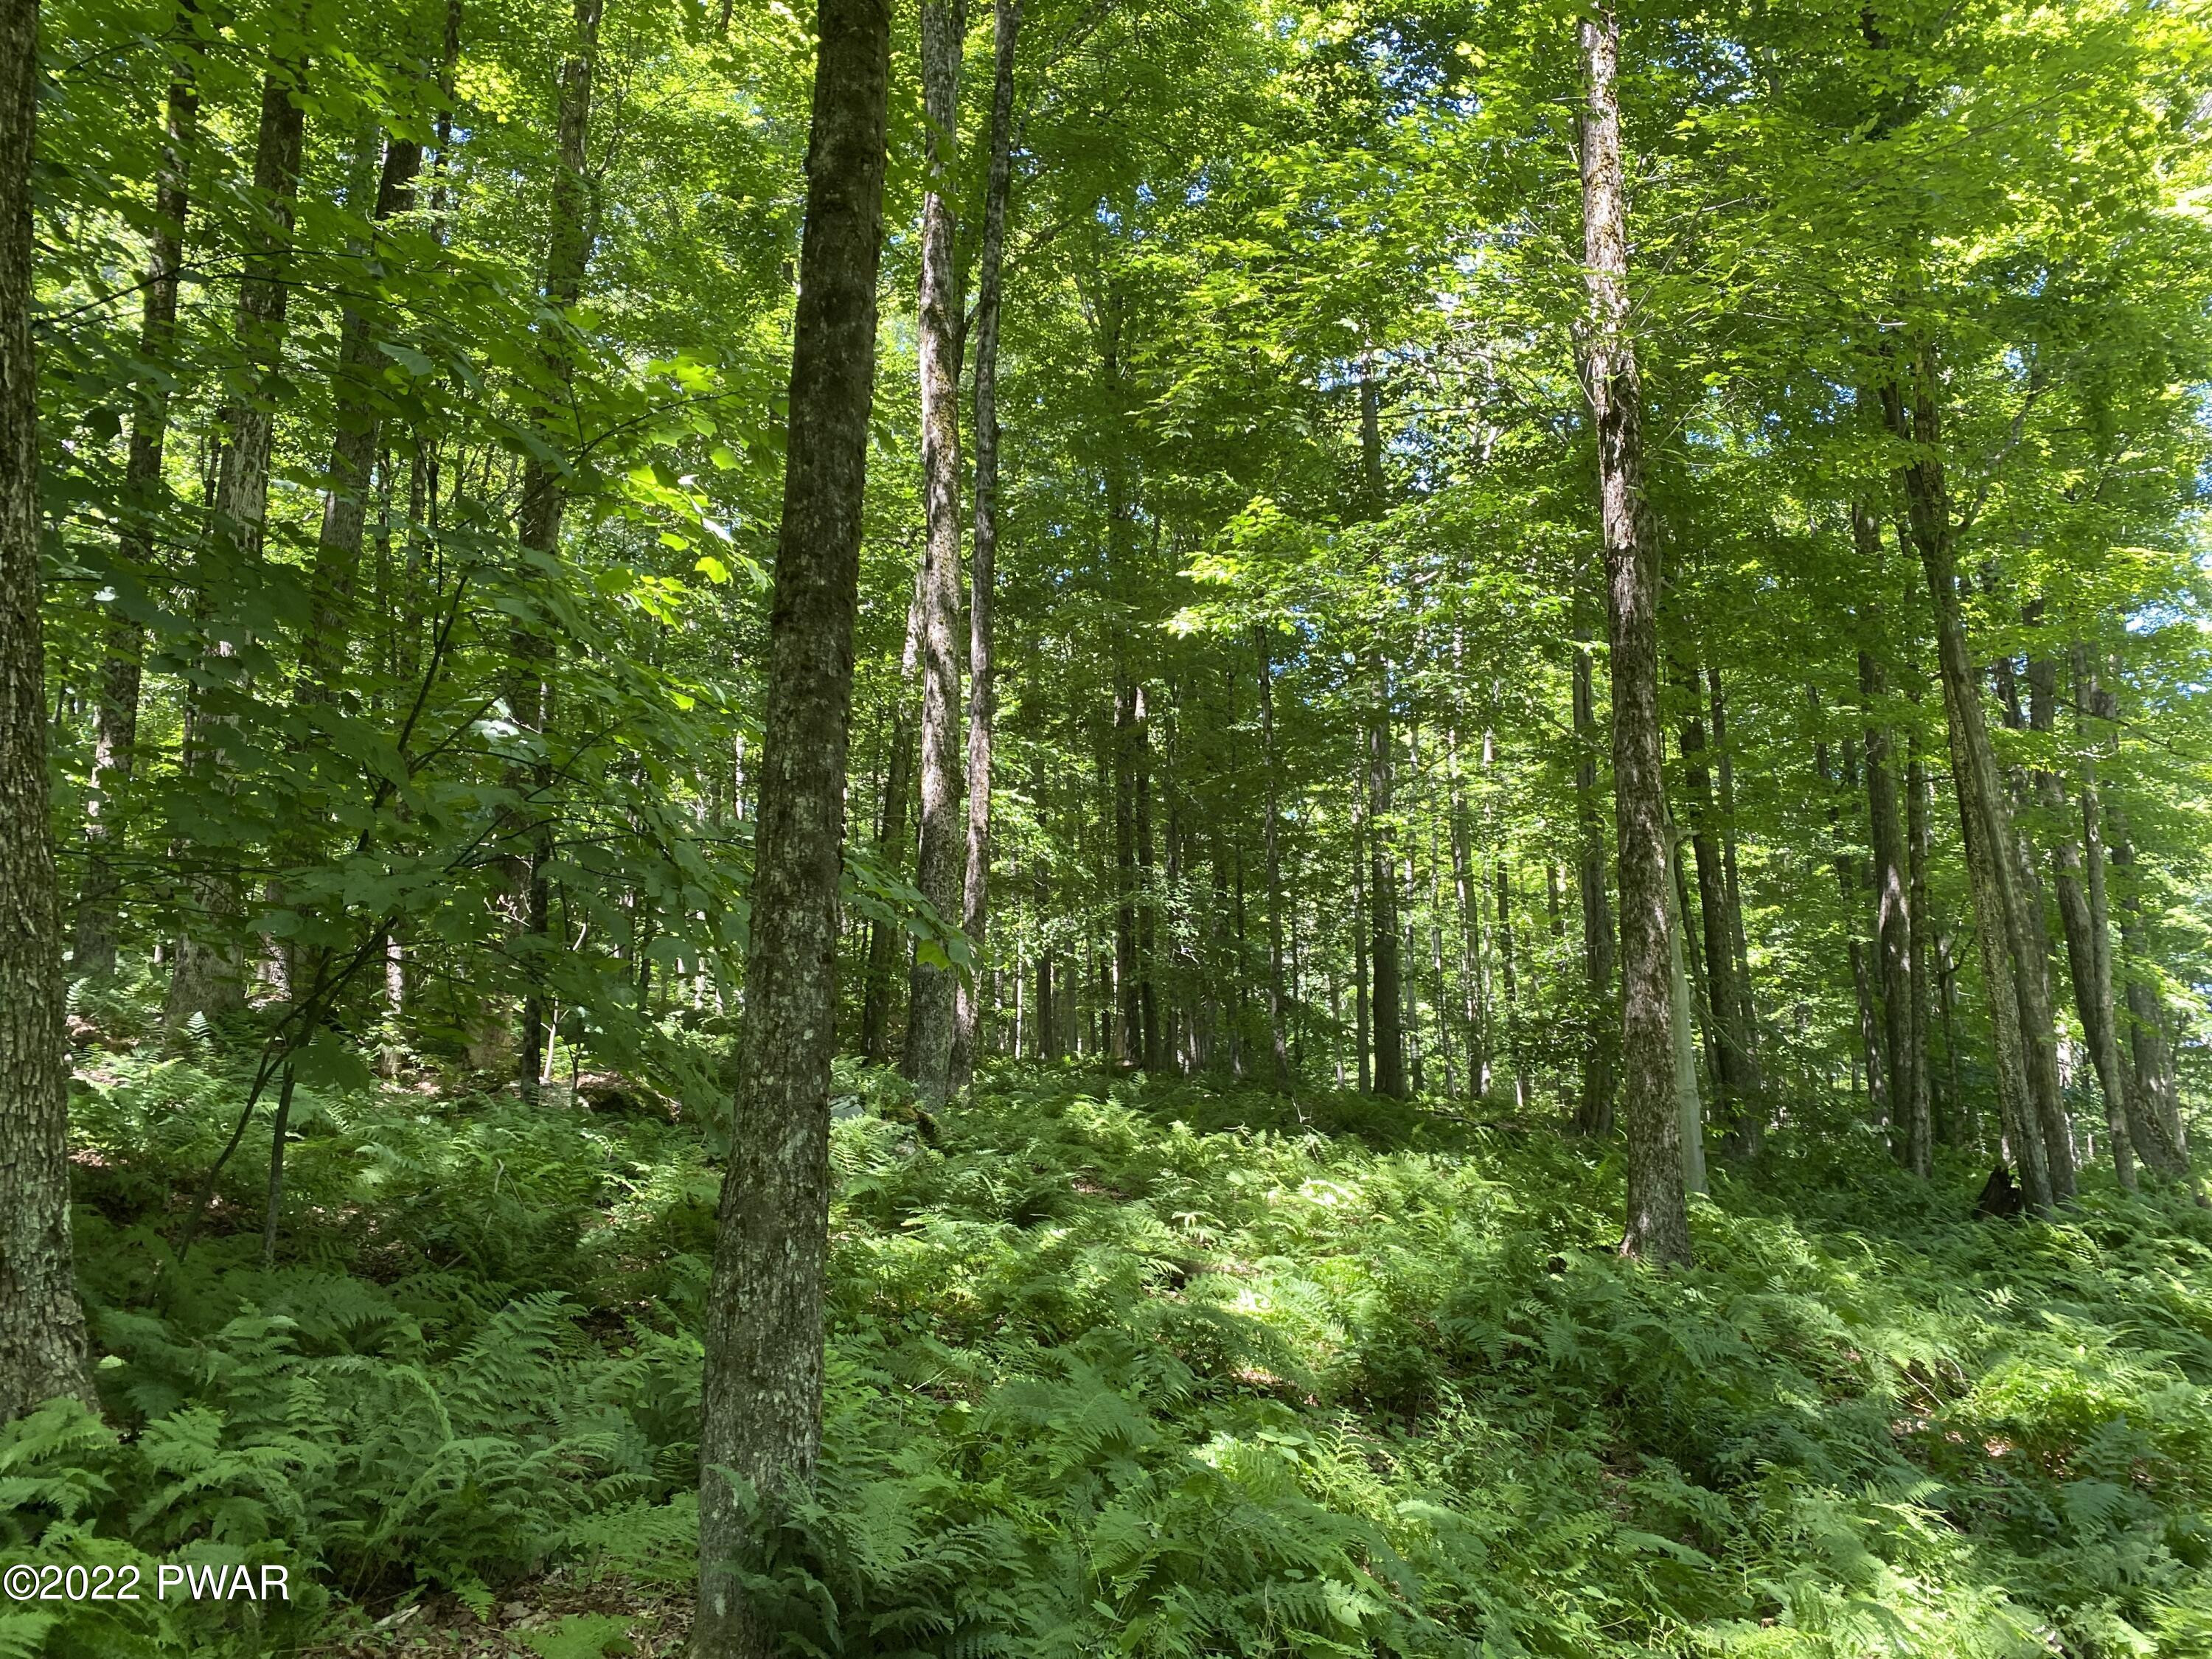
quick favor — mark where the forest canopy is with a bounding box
[0,0,2209,1652]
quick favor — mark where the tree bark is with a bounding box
[1814,688,1888,1127]
[2034,650,2132,1188]
[1906,739,1938,1147]
[1366,689,1405,1099]
[693,1,889,1652]
[512,0,603,1095]
[1579,2,1687,1262]
[949,0,1019,1093]
[300,112,432,701]
[164,44,308,1034]
[0,0,94,1420]
[1256,627,1290,1083]
[1858,627,1925,1175]
[1111,678,1140,1063]
[1495,847,1525,1109]
[1665,826,1707,1194]
[1882,343,2061,1209]
[900,0,967,1105]
[1573,589,1616,1135]
[2104,780,2191,1177]
[76,8,198,981]
[1707,664,1761,1152]
[1680,663,1752,1149]
[860,582,922,1061]
[1135,685,1160,1071]
[1359,364,1405,1100]
[1352,818,1370,1094]
[1030,747,1056,1059]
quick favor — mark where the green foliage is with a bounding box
[32,1055,2212,1654]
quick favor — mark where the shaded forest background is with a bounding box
[1,0,2211,1650]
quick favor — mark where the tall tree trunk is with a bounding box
[1814,689,1888,1126]
[164,44,308,1034]
[1573,588,1616,1135]
[1112,679,1139,1063]
[1256,627,1290,1083]
[1366,692,1405,1099]
[1707,664,1761,1151]
[1664,826,1707,1194]
[860,571,923,1060]
[1858,624,1925,1175]
[1680,662,1751,1149]
[1882,343,2060,1209]
[1352,819,1371,1094]
[1495,847,1525,1109]
[949,0,1019,1093]
[1029,748,1056,1059]
[2033,650,2133,1188]
[76,10,198,980]
[2104,786,2191,1177]
[901,0,967,1105]
[1579,1,1687,1262]
[1135,685,1160,1071]
[512,0,602,1095]
[300,112,434,701]
[1937,929,1972,1150]
[1907,739,1938,1147]
[1447,718,1485,1099]
[1359,363,1405,1100]
[2081,671,2180,1178]
[693,2,889,1651]
[0,0,94,1421]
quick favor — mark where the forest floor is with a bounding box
[17,1027,2212,1657]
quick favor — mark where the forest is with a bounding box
[0,0,2210,1650]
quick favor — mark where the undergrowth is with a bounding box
[7,1051,2210,1655]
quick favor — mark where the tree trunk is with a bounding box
[1706,664,1761,1151]
[1907,740,1938,1146]
[1256,627,1290,1083]
[2104,788,2191,1176]
[1135,686,1160,1071]
[1665,827,1707,1194]
[512,0,602,1094]
[1366,693,1405,1099]
[1882,342,2059,1210]
[1858,628,1925,1175]
[1359,364,1404,1100]
[1573,590,1616,1135]
[1029,748,1055,1060]
[900,0,967,1106]
[860,571,923,1061]
[1579,2,1687,1262]
[164,48,308,1033]
[2081,672,2181,1178]
[1111,679,1139,1063]
[76,11,198,981]
[1352,821,1370,1094]
[0,0,94,1421]
[949,0,1019,1094]
[1814,689,1888,1127]
[299,116,431,701]
[693,2,889,1652]
[1680,664,1752,1149]
[1495,852,1525,1109]
[2034,650,2133,1188]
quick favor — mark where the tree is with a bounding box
[692,0,892,1651]
[0,0,93,1421]
[1578,0,1688,1265]
[901,0,967,1105]
[950,0,1022,1093]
